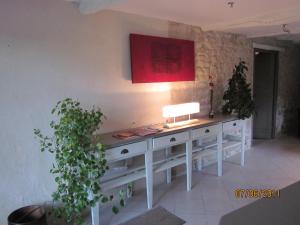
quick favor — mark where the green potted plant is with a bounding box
[222,61,255,119]
[34,98,123,225]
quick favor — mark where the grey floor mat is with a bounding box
[118,206,185,225]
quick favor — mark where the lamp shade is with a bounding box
[162,102,200,118]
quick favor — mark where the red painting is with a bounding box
[130,34,195,83]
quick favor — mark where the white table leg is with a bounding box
[196,139,202,171]
[217,128,223,176]
[145,140,153,209]
[241,120,246,166]
[186,140,192,191]
[91,202,100,225]
[165,147,172,184]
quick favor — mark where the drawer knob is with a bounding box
[233,123,237,126]
[121,149,129,154]
[170,137,176,142]
[205,129,210,133]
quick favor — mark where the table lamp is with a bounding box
[162,102,200,128]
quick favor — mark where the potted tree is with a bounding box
[34,98,123,225]
[222,61,255,119]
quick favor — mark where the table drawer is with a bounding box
[105,141,147,162]
[153,131,189,150]
[223,120,242,132]
[191,124,221,139]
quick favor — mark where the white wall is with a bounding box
[0,0,172,222]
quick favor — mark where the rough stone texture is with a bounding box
[168,22,254,116]
[168,22,254,147]
[252,37,300,136]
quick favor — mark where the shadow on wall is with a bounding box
[219,181,300,225]
[283,107,299,136]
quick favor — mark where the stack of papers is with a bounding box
[113,126,163,139]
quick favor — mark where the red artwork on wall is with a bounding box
[130,34,195,83]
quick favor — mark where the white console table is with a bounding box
[92,115,247,225]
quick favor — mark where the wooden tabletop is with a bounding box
[94,114,238,149]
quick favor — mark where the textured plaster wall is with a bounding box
[168,22,254,146]
[252,37,300,136]
[0,1,171,223]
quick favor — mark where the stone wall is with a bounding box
[168,22,254,146]
[252,37,300,136]
[168,22,253,116]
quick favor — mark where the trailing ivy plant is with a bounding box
[222,61,255,119]
[34,98,124,225]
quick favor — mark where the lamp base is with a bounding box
[164,119,200,129]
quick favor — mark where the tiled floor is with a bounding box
[92,137,300,225]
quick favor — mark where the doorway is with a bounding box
[253,49,278,139]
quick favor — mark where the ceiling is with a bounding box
[73,0,300,43]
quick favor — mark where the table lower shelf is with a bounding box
[193,148,218,160]
[102,170,145,191]
[223,140,242,150]
[154,156,186,173]
[102,139,242,190]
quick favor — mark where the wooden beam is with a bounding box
[253,43,285,52]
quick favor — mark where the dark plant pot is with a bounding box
[8,205,47,225]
